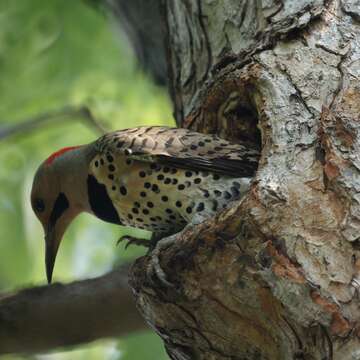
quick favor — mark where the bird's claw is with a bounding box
[117,235,150,249]
[147,234,178,288]
[351,277,360,290]
[118,233,178,288]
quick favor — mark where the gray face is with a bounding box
[31,163,60,229]
[31,159,77,283]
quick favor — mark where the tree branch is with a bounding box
[0,105,106,141]
[0,264,147,355]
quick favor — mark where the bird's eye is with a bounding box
[34,198,45,213]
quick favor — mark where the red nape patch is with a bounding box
[45,146,80,165]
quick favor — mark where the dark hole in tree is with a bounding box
[233,104,262,148]
[220,89,262,154]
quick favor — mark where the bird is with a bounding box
[30,126,260,284]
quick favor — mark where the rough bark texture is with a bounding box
[130,1,360,359]
[0,265,146,355]
[3,1,360,358]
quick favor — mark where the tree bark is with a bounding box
[129,1,360,359]
[3,1,360,358]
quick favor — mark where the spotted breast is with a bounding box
[89,126,259,236]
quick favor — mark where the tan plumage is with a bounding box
[31,126,260,283]
[90,126,259,235]
[94,126,259,177]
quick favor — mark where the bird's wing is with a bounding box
[94,126,259,177]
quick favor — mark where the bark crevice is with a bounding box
[131,1,360,358]
[3,0,360,358]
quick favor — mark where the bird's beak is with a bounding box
[45,225,61,284]
[43,192,71,284]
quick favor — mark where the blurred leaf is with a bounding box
[119,332,169,360]
[0,0,173,358]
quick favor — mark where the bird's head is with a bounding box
[31,146,88,284]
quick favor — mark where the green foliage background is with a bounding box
[0,0,172,358]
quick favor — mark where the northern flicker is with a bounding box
[31,126,259,284]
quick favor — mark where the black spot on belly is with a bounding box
[87,175,122,225]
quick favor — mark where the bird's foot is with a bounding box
[147,234,178,288]
[117,235,150,249]
[351,277,360,290]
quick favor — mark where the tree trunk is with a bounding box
[2,1,360,358]
[130,1,360,359]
